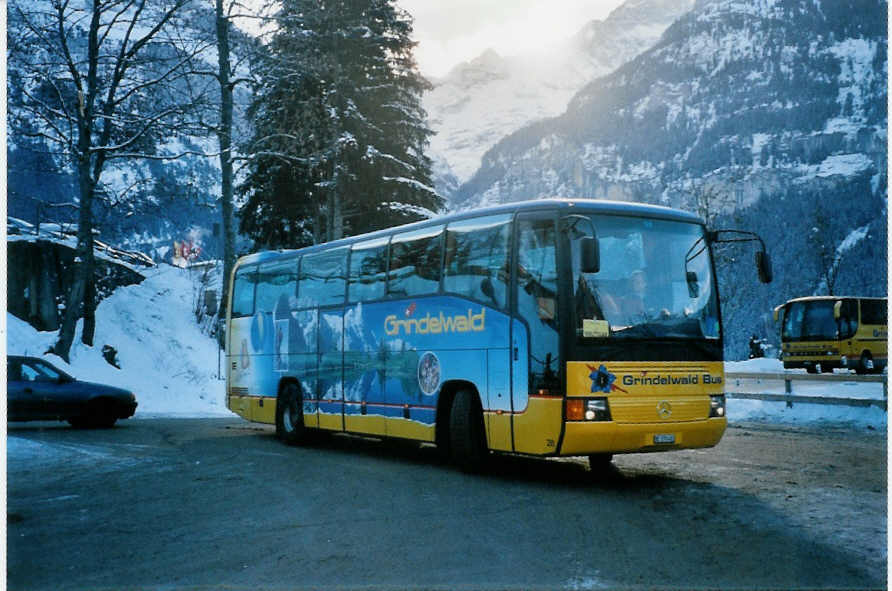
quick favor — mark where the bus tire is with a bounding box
[588,453,614,471]
[857,351,874,375]
[449,389,488,471]
[276,381,306,445]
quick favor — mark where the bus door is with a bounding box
[318,307,344,431]
[511,212,564,455]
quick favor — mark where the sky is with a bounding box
[397,0,626,78]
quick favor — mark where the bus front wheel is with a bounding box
[276,382,307,445]
[588,453,614,472]
[857,352,874,375]
[449,389,488,471]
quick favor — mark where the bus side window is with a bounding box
[840,299,858,338]
[231,265,258,318]
[349,238,389,303]
[861,299,887,326]
[256,257,299,313]
[388,226,443,296]
[444,214,511,309]
[300,249,347,308]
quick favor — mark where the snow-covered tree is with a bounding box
[8,0,209,360]
[239,0,443,248]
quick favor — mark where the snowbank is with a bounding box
[6,264,230,418]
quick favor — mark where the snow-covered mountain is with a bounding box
[424,0,695,192]
[454,0,888,356]
[458,0,887,210]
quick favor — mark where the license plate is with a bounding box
[654,434,675,445]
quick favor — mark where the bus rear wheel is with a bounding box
[276,382,306,445]
[449,389,488,472]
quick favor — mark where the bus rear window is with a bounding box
[231,265,258,318]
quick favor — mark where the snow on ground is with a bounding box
[725,358,886,430]
[5,264,886,430]
[7,263,230,418]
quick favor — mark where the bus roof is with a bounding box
[236,198,704,267]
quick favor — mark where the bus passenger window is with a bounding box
[231,265,258,318]
[349,238,389,303]
[444,214,511,308]
[388,226,443,296]
[256,258,299,313]
[299,249,347,308]
[861,300,887,326]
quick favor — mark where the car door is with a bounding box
[7,359,30,420]
[31,360,82,418]
[9,360,52,420]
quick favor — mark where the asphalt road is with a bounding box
[7,417,887,590]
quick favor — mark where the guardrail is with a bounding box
[725,371,888,411]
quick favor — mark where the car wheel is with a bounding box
[449,389,488,472]
[276,381,306,445]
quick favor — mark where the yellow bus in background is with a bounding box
[775,296,887,374]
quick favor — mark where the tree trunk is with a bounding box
[215,0,236,318]
[54,161,95,361]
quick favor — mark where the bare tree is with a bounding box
[810,208,842,296]
[214,0,237,318]
[8,0,213,360]
[688,182,735,229]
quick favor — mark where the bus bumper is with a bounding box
[559,417,727,456]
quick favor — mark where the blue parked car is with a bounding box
[7,356,137,428]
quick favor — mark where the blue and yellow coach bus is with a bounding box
[225,199,770,470]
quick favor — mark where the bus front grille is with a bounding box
[609,396,710,423]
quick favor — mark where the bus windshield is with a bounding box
[782,300,838,341]
[572,215,719,340]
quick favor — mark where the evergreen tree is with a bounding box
[240,0,442,249]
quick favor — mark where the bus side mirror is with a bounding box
[773,306,781,322]
[580,236,599,274]
[833,300,842,319]
[755,250,772,283]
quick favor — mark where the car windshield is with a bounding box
[571,214,719,340]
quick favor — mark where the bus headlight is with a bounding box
[709,394,726,418]
[567,397,611,422]
[586,398,610,421]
